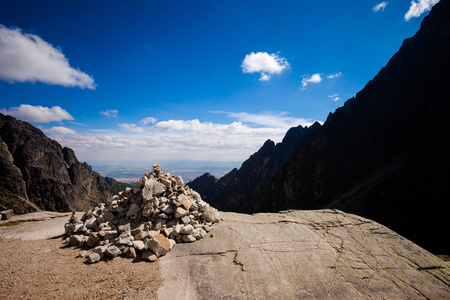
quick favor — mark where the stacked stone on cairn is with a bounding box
[64,163,220,264]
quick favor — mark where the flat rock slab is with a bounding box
[0,211,82,240]
[158,209,450,299]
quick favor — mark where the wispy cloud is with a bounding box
[100,109,118,117]
[0,25,95,89]
[43,126,76,135]
[1,104,74,123]
[241,52,289,81]
[301,73,322,89]
[214,111,315,129]
[373,2,388,12]
[118,123,146,133]
[405,0,439,21]
[328,94,341,102]
[326,72,343,79]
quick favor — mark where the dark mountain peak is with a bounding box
[258,1,450,254]
[189,120,321,213]
[0,113,130,214]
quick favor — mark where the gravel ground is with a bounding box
[0,236,162,299]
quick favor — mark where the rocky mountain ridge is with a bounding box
[189,122,321,213]
[0,113,130,214]
[190,0,450,254]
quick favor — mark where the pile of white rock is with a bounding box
[64,164,220,264]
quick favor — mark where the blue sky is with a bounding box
[0,0,439,167]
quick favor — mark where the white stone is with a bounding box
[181,224,194,235]
[181,234,196,243]
[174,207,189,218]
[133,240,146,252]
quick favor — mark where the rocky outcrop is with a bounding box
[64,164,219,263]
[189,122,321,213]
[158,210,450,299]
[0,113,130,214]
[258,0,450,254]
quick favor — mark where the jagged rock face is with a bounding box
[189,122,321,213]
[259,1,450,254]
[0,113,130,214]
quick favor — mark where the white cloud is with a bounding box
[118,123,146,133]
[48,112,320,162]
[241,52,289,81]
[301,73,322,88]
[0,25,95,89]
[328,94,341,102]
[326,72,343,79]
[215,111,315,129]
[405,0,439,21]
[1,104,74,123]
[139,117,158,125]
[100,109,118,117]
[43,126,76,135]
[373,2,388,12]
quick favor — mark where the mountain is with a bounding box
[258,0,450,254]
[0,113,130,214]
[189,122,321,213]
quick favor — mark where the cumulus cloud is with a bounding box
[139,117,158,125]
[43,126,76,135]
[48,111,321,162]
[0,25,95,89]
[241,52,289,81]
[373,2,388,12]
[328,94,341,102]
[301,73,322,89]
[1,104,74,123]
[100,109,118,117]
[405,0,439,21]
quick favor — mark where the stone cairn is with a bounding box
[64,164,220,264]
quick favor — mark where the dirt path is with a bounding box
[0,214,162,299]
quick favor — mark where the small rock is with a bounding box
[126,204,141,218]
[0,209,14,220]
[182,234,196,243]
[78,250,88,258]
[69,235,84,246]
[133,240,146,252]
[124,247,137,258]
[202,205,220,223]
[142,251,158,262]
[87,252,101,264]
[193,229,207,240]
[85,216,99,229]
[105,245,122,258]
[118,223,131,234]
[180,224,194,235]
[174,206,189,218]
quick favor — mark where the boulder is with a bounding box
[146,234,170,257]
[0,209,14,220]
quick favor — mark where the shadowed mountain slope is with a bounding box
[259,0,450,254]
[189,122,321,213]
[0,113,130,214]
